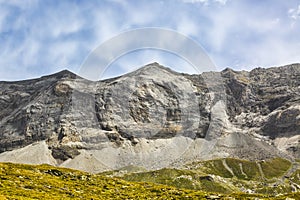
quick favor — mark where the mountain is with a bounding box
[0,62,299,173]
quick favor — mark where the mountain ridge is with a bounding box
[2,62,299,83]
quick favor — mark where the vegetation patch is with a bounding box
[0,162,211,199]
[0,159,299,199]
[260,158,291,179]
[200,159,234,178]
[119,167,254,194]
[225,158,261,180]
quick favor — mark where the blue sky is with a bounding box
[1,0,300,80]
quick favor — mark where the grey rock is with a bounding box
[0,62,299,172]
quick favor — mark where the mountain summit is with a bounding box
[0,63,299,173]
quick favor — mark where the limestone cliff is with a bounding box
[0,63,299,173]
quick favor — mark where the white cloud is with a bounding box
[0,0,38,10]
[1,0,300,80]
[288,4,300,20]
[204,6,237,52]
[123,3,157,26]
[0,1,94,80]
[182,0,228,5]
[0,8,7,32]
[176,17,200,37]
[0,37,40,80]
[241,37,300,68]
[216,0,227,5]
[50,17,84,38]
[91,10,122,45]
[200,1,300,70]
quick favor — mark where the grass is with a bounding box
[290,169,300,184]
[118,157,298,196]
[189,158,291,181]
[113,158,298,197]
[201,159,234,178]
[0,158,298,199]
[260,158,291,179]
[122,168,230,193]
[225,158,261,180]
[0,162,210,199]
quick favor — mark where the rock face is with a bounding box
[0,63,299,173]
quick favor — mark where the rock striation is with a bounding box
[0,62,299,173]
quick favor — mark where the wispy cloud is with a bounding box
[0,0,300,80]
[176,17,200,37]
[182,0,228,5]
[288,4,300,20]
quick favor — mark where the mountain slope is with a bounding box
[0,162,211,199]
[0,63,299,173]
[1,161,300,199]
[112,157,294,195]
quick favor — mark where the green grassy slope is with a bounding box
[0,162,211,199]
[110,157,300,197]
[0,158,299,199]
[122,168,230,193]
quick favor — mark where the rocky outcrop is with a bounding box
[0,63,299,172]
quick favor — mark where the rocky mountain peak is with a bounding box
[138,62,168,71]
[124,62,179,78]
[41,69,78,80]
